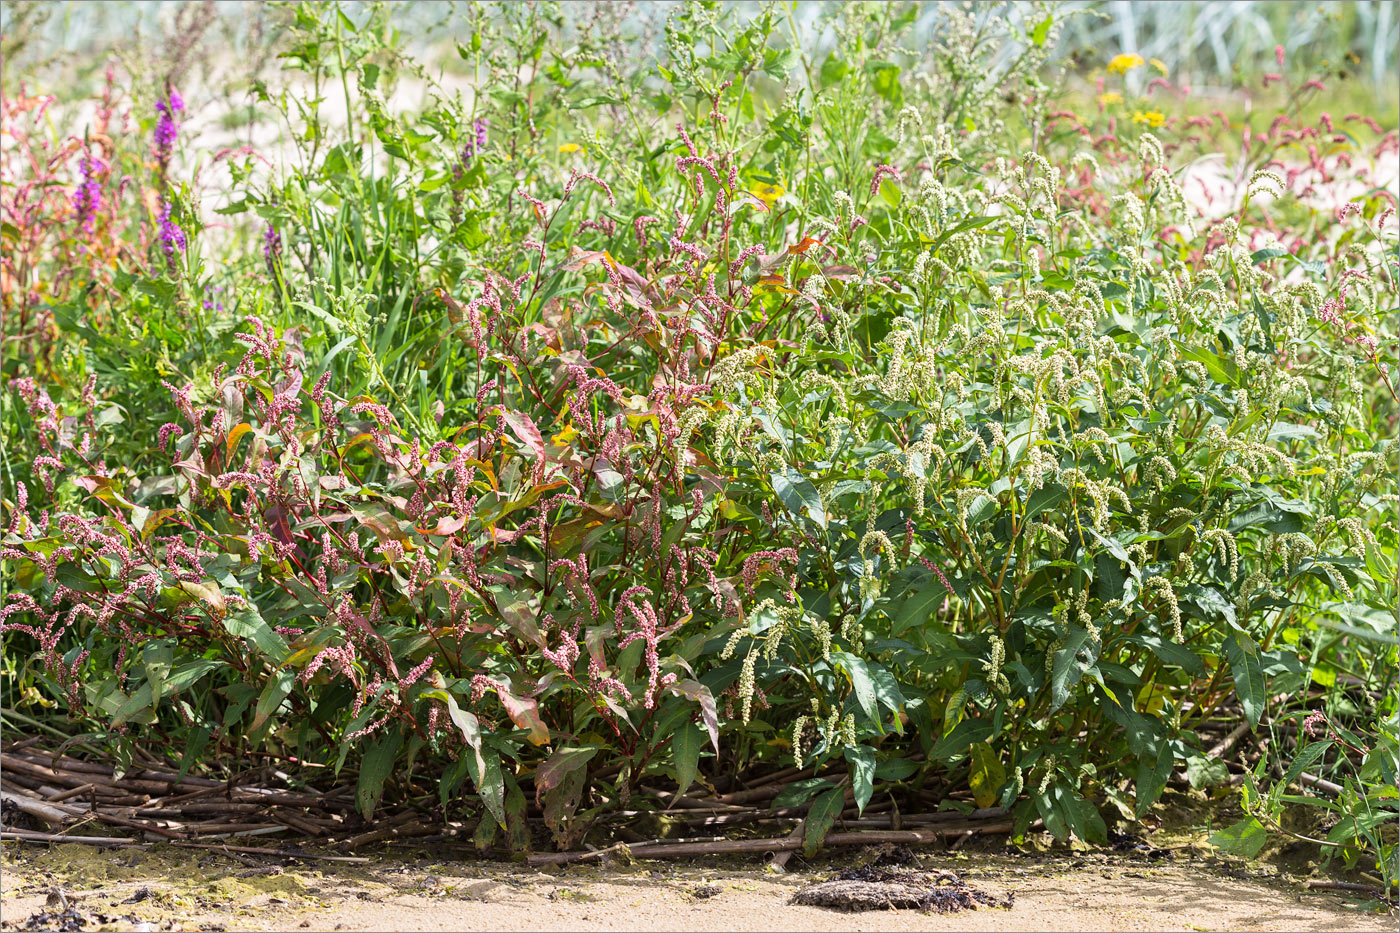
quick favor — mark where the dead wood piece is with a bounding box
[1,755,171,796]
[712,768,843,806]
[1298,772,1344,796]
[1305,880,1398,905]
[179,821,285,834]
[46,784,101,804]
[343,821,439,849]
[1,789,77,827]
[527,820,1012,866]
[166,840,370,862]
[270,812,329,837]
[0,828,140,848]
[766,819,808,873]
[792,866,1013,914]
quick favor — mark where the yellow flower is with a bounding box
[558,143,581,154]
[750,181,785,208]
[1097,92,1123,106]
[1131,110,1166,128]
[1149,58,1168,76]
[1108,53,1145,75]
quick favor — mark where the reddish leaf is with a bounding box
[496,681,550,746]
[499,601,548,650]
[534,746,598,805]
[416,514,467,536]
[668,679,720,754]
[499,409,547,464]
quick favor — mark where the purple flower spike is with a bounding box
[154,90,185,171]
[263,224,282,277]
[72,156,104,234]
[157,198,186,267]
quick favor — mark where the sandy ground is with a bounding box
[1,841,1394,933]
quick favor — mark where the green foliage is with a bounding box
[1,2,1395,874]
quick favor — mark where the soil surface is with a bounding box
[2,841,1394,932]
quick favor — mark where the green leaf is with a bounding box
[845,745,876,815]
[250,669,295,731]
[356,729,403,820]
[1130,633,1206,677]
[1224,632,1266,726]
[1058,786,1107,844]
[930,717,995,761]
[1050,626,1099,711]
[879,177,901,208]
[1278,740,1331,797]
[1228,500,1309,535]
[833,651,880,732]
[874,758,919,781]
[772,777,836,810]
[1034,789,1069,840]
[166,658,223,693]
[1186,755,1230,789]
[969,743,1006,808]
[671,723,704,800]
[1135,745,1175,817]
[819,52,849,85]
[423,686,487,785]
[111,683,154,728]
[142,641,173,704]
[1030,15,1054,46]
[1210,816,1268,858]
[439,757,469,810]
[467,749,507,828]
[803,786,846,857]
[1175,342,1240,387]
[771,468,826,529]
[866,61,903,106]
[504,773,530,852]
[892,582,945,637]
[223,607,289,664]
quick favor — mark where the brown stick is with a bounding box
[1,829,372,865]
[46,783,101,803]
[710,768,843,806]
[1,755,172,795]
[1,789,75,826]
[1,829,139,848]
[271,812,329,837]
[1305,880,1398,905]
[179,822,286,834]
[765,818,808,872]
[83,808,189,840]
[343,821,440,849]
[1298,772,1344,796]
[526,820,1012,866]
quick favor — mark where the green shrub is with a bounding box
[2,1,1395,878]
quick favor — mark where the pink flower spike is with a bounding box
[869,164,901,197]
